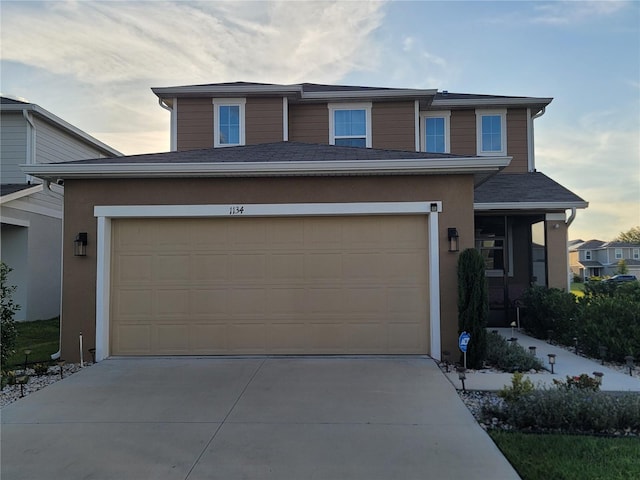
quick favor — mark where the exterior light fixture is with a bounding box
[625,355,635,376]
[74,232,88,257]
[547,353,556,374]
[592,371,604,386]
[529,346,537,356]
[430,202,438,212]
[447,227,459,252]
[573,337,579,355]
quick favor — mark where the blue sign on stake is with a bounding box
[459,332,471,353]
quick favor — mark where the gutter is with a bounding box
[23,157,511,182]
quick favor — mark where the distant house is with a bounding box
[569,239,640,280]
[25,82,587,362]
[0,97,120,321]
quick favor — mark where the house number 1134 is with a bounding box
[229,206,245,215]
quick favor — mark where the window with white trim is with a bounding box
[633,248,639,260]
[213,98,246,147]
[328,103,372,148]
[615,248,623,259]
[421,111,450,153]
[476,109,507,156]
[585,250,592,260]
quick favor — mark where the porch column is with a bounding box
[545,213,569,290]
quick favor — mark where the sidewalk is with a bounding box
[444,328,640,392]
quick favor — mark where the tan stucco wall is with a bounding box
[546,219,569,290]
[61,174,475,361]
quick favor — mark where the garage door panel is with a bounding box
[229,289,266,315]
[155,289,189,316]
[228,323,267,352]
[304,254,342,281]
[191,289,229,316]
[155,255,190,281]
[269,254,305,282]
[231,254,266,281]
[116,324,151,354]
[111,216,429,356]
[116,289,153,317]
[192,254,230,282]
[117,255,153,283]
[155,324,189,353]
[189,324,228,353]
[310,323,346,351]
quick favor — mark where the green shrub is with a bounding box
[578,295,640,362]
[520,286,578,342]
[498,372,535,403]
[33,363,51,376]
[1,262,20,370]
[552,373,601,391]
[501,390,640,433]
[485,331,544,372]
[457,249,488,369]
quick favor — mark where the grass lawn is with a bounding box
[5,317,60,369]
[490,431,640,480]
[570,282,585,298]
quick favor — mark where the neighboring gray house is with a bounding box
[1,97,121,321]
[569,239,640,280]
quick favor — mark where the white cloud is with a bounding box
[531,0,629,26]
[536,116,640,241]
[1,1,385,86]
[1,1,387,153]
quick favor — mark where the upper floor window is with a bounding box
[421,111,450,153]
[476,109,507,156]
[633,248,639,260]
[328,103,372,148]
[615,248,623,259]
[585,250,592,260]
[213,98,246,147]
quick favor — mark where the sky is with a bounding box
[1,0,638,242]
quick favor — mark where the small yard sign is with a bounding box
[459,331,471,353]
[459,331,471,369]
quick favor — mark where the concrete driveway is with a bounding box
[1,357,518,479]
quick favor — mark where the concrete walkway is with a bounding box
[1,356,519,480]
[445,328,640,392]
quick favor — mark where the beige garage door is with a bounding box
[110,216,429,355]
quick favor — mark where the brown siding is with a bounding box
[288,103,329,144]
[61,174,474,361]
[449,110,476,155]
[371,101,415,151]
[246,97,283,144]
[176,98,213,151]
[505,108,529,174]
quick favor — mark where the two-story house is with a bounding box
[1,97,121,322]
[25,82,587,362]
[570,239,640,280]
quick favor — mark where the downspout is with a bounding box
[528,107,546,172]
[23,109,36,182]
[45,180,65,361]
[565,207,577,227]
[158,98,176,151]
[564,207,577,290]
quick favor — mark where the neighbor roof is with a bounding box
[23,141,510,185]
[0,97,122,157]
[474,172,587,210]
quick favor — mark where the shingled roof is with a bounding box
[474,172,587,208]
[63,142,470,165]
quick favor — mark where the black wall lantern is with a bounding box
[447,228,460,252]
[74,232,88,257]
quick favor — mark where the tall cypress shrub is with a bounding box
[457,248,488,369]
